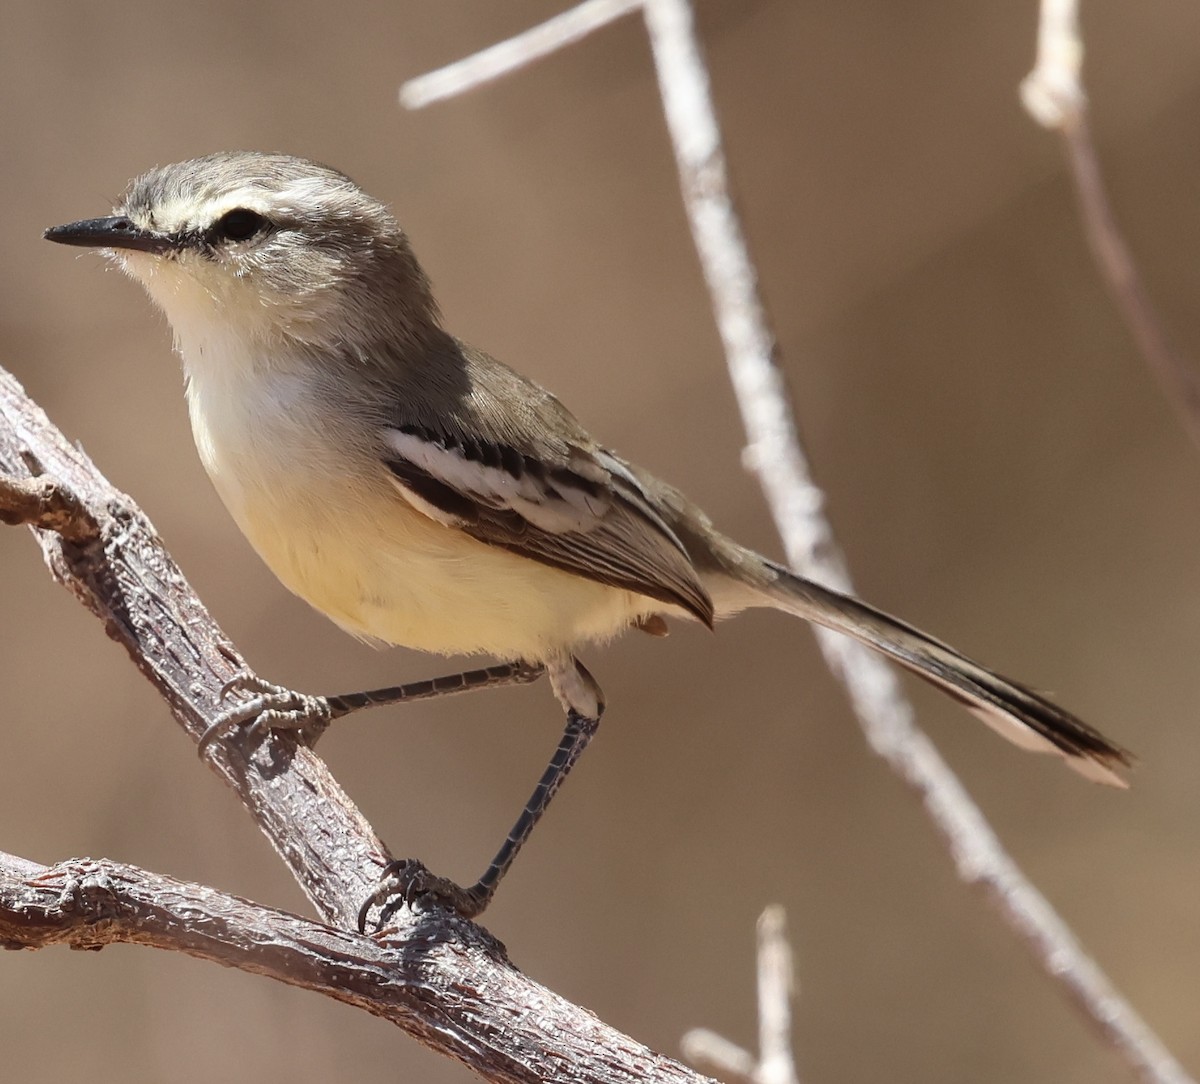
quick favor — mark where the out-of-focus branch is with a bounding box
[683,906,799,1084]
[754,907,798,1084]
[401,5,1192,1082]
[1021,0,1200,451]
[0,367,713,1084]
[400,0,641,109]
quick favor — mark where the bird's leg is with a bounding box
[322,663,546,718]
[359,657,604,927]
[199,661,545,758]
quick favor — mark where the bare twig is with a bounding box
[682,1033,756,1084]
[0,366,713,1084]
[401,4,1191,1081]
[400,0,641,109]
[683,906,799,1084]
[754,907,798,1084]
[1021,0,1200,451]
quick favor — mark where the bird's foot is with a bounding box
[199,674,331,758]
[357,858,487,932]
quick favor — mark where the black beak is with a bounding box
[43,216,174,255]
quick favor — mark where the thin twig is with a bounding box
[682,906,800,1084]
[755,907,798,1084]
[1021,0,1200,451]
[400,0,641,109]
[681,1032,756,1084]
[401,4,1191,1081]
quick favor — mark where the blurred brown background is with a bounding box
[3,2,1200,1081]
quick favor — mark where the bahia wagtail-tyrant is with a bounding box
[44,152,1130,921]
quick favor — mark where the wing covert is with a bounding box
[382,424,714,626]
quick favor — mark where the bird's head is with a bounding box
[45,151,439,358]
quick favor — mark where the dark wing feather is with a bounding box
[377,341,714,626]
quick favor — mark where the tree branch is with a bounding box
[0,366,711,1084]
[0,367,384,929]
[0,850,705,1084]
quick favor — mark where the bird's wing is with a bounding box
[377,343,714,626]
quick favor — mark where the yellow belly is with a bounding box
[236,483,649,660]
[186,362,656,661]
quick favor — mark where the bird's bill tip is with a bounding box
[44,216,171,255]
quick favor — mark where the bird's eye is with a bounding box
[212,208,269,243]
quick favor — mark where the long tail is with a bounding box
[744,559,1132,787]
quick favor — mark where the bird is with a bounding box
[44,151,1130,921]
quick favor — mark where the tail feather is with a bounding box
[751,561,1132,787]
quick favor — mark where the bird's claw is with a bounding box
[357,858,485,932]
[218,672,285,703]
[200,674,331,758]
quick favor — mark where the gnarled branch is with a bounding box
[0,367,710,1084]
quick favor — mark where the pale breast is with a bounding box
[183,355,655,660]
